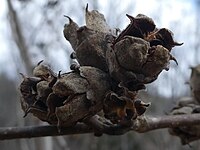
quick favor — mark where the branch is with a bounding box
[1,114,200,140]
[7,0,33,74]
[0,123,92,140]
[133,114,200,132]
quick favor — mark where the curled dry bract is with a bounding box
[63,16,79,50]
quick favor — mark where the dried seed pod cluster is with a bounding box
[108,14,182,84]
[20,62,110,127]
[20,5,182,129]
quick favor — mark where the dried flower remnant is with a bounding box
[103,85,150,126]
[20,63,111,127]
[19,5,183,133]
[107,13,182,84]
[19,73,54,123]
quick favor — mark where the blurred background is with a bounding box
[0,0,200,149]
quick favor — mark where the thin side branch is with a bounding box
[1,114,200,140]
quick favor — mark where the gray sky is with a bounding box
[0,0,198,97]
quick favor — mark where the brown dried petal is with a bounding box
[113,15,143,45]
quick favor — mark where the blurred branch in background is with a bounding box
[7,0,33,75]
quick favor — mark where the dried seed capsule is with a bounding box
[142,45,172,77]
[103,92,137,124]
[114,36,149,73]
[53,66,111,127]
[36,80,52,100]
[149,28,183,51]
[113,14,155,45]
[52,72,89,97]
[76,26,112,72]
[19,74,41,112]
[33,60,51,80]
